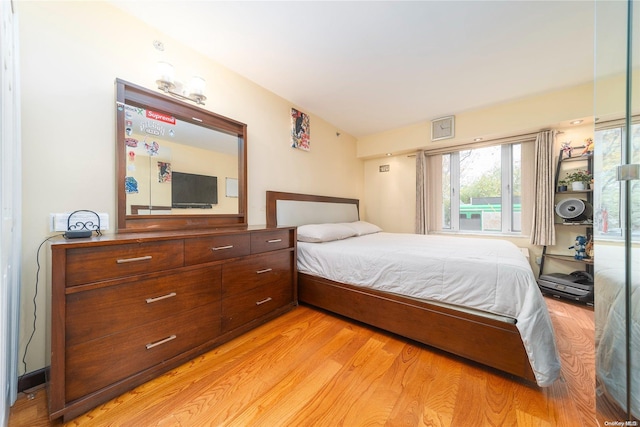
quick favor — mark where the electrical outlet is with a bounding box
[535,256,542,265]
[50,212,109,232]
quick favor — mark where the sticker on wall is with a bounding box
[125,176,139,194]
[144,141,160,156]
[158,161,172,183]
[128,150,136,161]
[125,137,138,147]
[291,108,310,151]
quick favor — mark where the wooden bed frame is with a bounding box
[266,190,537,384]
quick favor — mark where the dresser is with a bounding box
[48,226,296,421]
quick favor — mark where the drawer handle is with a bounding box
[211,245,234,251]
[267,239,282,243]
[116,255,152,264]
[256,297,273,306]
[145,335,177,350]
[146,292,177,304]
[256,268,273,274]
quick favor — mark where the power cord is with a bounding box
[19,233,64,382]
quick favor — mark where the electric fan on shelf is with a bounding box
[555,198,593,223]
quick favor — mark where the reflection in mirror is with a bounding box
[116,79,247,232]
[594,1,639,423]
[123,107,238,215]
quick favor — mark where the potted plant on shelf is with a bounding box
[565,170,592,191]
[557,179,568,192]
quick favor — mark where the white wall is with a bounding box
[363,155,416,233]
[357,82,594,159]
[17,2,363,375]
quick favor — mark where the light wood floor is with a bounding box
[10,297,596,427]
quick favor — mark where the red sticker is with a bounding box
[146,110,176,125]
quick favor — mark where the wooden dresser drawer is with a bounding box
[221,251,293,332]
[222,251,292,296]
[65,241,184,286]
[250,229,293,254]
[65,303,220,402]
[66,266,222,346]
[222,277,293,332]
[184,234,250,265]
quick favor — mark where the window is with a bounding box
[442,143,521,233]
[593,123,640,240]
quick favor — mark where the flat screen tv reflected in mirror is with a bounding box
[172,171,218,208]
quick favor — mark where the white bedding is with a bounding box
[595,244,640,418]
[297,232,561,387]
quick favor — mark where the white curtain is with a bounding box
[530,130,556,245]
[1,1,22,419]
[415,151,428,234]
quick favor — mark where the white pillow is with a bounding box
[297,223,357,243]
[341,221,382,236]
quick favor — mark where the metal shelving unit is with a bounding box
[538,148,594,304]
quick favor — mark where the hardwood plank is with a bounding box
[7,386,62,427]
[545,297,596,427]
[281,334,396,426]
[334,337,407,426]
[172,317,354,426]
[226,324,370,426]
[367,343,430,426]
[410,349,461,427]
[10,297,599,427]
[225,355,343,426]
[450,365,499,426]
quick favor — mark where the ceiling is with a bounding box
[111,1,597,137]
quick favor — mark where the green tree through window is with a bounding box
[442,143,521,233]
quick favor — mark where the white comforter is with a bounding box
[297,232,561,387]
[595,244,640,418]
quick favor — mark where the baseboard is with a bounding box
[18,367,48,392]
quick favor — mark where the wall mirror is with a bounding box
[116,79,247,232]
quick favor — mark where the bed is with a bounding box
[266,191,561,387]
[595,244,639,419]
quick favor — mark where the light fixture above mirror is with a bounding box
[156,61,207,105]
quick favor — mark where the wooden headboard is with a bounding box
[266,191,360,228]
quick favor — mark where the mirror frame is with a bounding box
[115,79,247,232]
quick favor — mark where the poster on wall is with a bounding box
[291,108,310,151]
[158,161,172,183]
